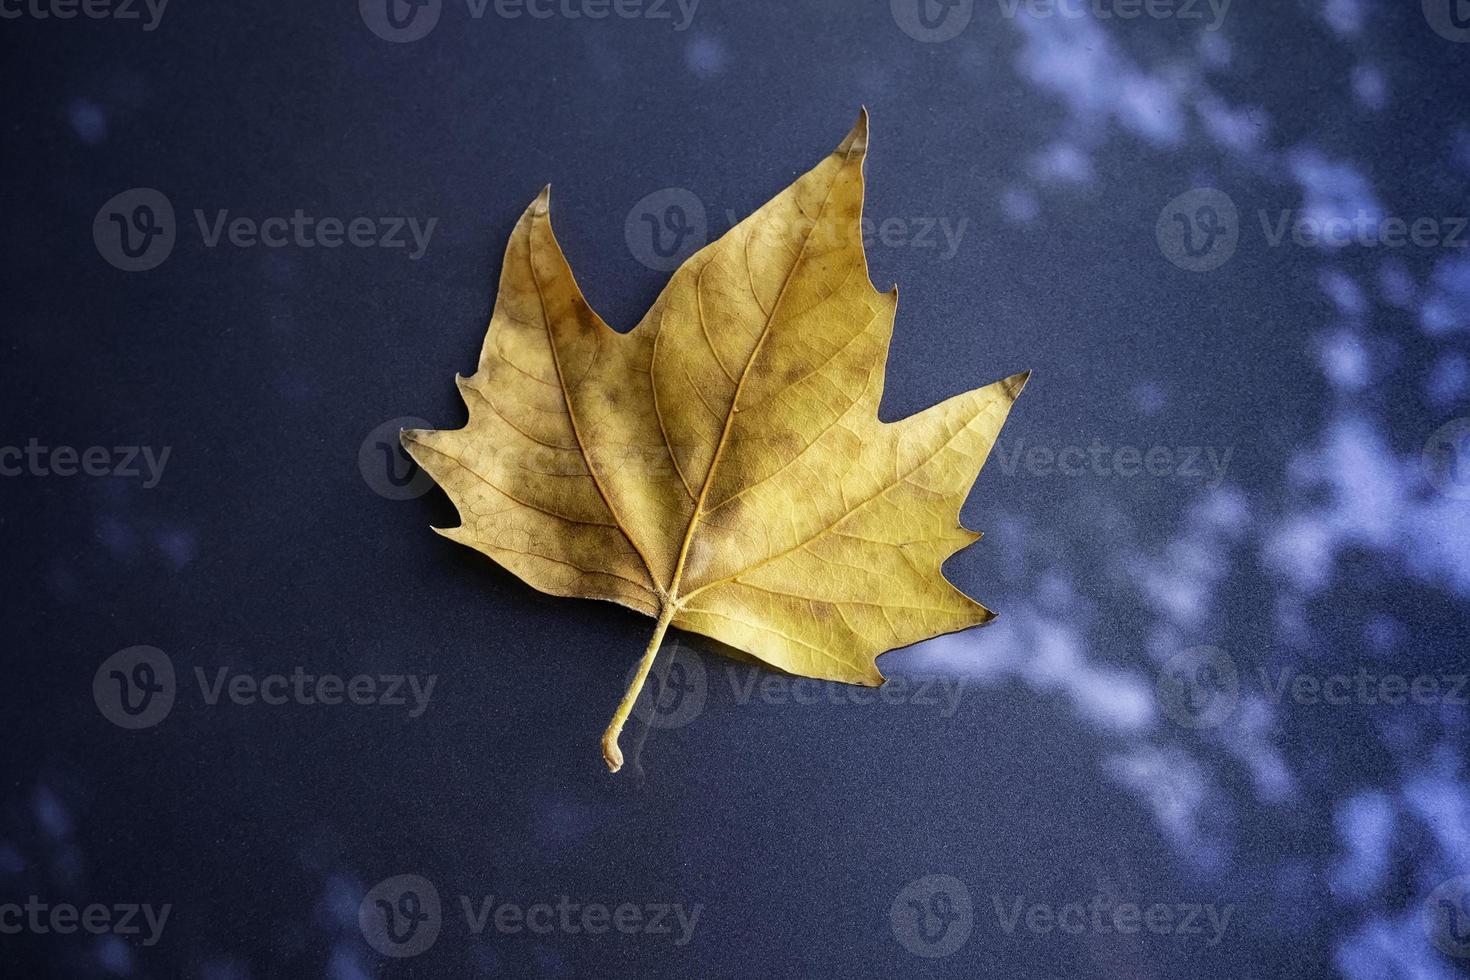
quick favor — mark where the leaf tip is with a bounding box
[430,525,472,548]
[838,107,870,158]
[1001,369,1031,401]
[532,184,552,216]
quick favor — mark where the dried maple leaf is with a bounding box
[403,111,1028,771]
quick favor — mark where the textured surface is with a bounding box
[4,2,1470,978]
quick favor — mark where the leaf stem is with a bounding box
[602,601,677,772]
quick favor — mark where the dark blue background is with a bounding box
[4,0,1470,976]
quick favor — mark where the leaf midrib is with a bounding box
[663,144,860,613]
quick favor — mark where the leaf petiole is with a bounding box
[601,601,678,773]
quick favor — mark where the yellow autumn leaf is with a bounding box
[403,110,1028,772]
